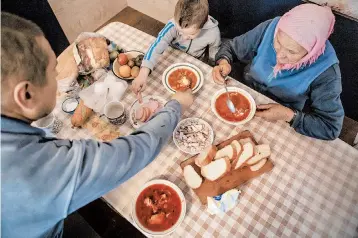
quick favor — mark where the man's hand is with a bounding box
[171,89,194,113]
[131,67,150,94]
[255,103,295,122]
[212,59,232,85]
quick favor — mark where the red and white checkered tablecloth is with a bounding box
[55,22,358,237]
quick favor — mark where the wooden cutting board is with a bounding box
[180,130,274,205]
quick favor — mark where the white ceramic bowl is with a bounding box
[162,63,204,94]
[173,117,214,155]
[112,50,144,80]
[131,179,186,237]
[211,87,256,125]
[33,113,55,129]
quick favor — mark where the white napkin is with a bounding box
[79,71,128,114]
[57,74,79,98]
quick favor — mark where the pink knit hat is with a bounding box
[273,4,335,76]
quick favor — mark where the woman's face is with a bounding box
[274,30,308,65]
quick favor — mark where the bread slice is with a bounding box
[183,165,203,189]
[250,158,267,171]
[239,138,255,146]
[230,140,242,160]
[233,140,254,169]
[247,144,271,165]
[214,145,235,161]
[195,145,217,167]
[201,157,231,181]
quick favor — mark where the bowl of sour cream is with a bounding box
[62,98,79,114]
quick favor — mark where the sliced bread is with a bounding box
[250,158,267,171]
[214,144,235,161]
[239,138,255,146]
[183,165,203,189]
[247,144,271,165]
[233,140,254,169]
[231,140,242,160]
[195,145,217,167]
[201,157,231,181]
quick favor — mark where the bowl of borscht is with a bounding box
[132,179,186,236]
[211,87,256,125]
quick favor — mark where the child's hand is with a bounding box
[131,67,150,94]
[212,59,232,84]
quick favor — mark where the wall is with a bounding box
[49,0,127,42]
[127,0,177,23]
[2,0,69,56]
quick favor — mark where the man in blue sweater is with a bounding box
[1,13,193,238]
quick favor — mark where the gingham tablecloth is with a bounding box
[55,22,358,237]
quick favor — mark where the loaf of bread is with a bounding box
[77,37,110,72]
[71,99,93,128]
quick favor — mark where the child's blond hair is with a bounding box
[174,0,209,29]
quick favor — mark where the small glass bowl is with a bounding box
[62,98,79,114]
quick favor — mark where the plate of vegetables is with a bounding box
[112,50,144,81]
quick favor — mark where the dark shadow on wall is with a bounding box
[2,0,70,56]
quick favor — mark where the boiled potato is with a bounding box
[131,66,140,77]
[119,65,131,78]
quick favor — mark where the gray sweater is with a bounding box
[142,16,221,70]
[216,19,344,140]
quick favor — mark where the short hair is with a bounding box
[1,12,49,86]
[174,0,209,29]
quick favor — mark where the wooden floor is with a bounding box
[98,7,165,37]
[77,199,144,237]
[76,5,357,238]
[340,116,358,145]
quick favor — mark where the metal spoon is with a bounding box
[99,88,110,118]
[137,85,143,104]
[105,88,109,101]
[224,76,236,113]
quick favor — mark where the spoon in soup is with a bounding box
[223,76,236,113]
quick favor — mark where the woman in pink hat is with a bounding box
[213,4,344,140]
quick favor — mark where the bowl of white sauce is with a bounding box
[62,98,79,114]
